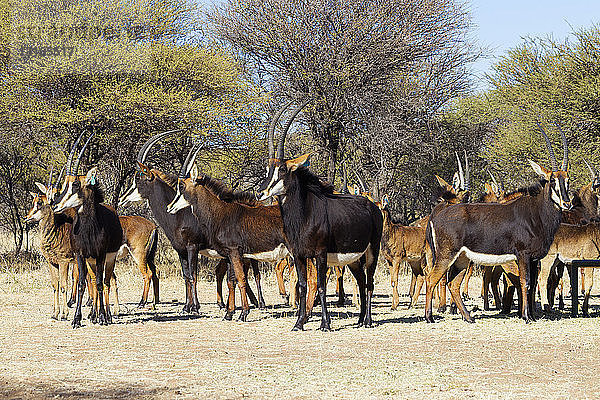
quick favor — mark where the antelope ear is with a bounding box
[34,182,47,194]
[382,194,390,207]
[286,153,313,172]
[30,191,38,199]
[484,183,492,194]
[85,167,98,185]
[435,175,452,191]
[137,161,153,179]
[190,164,199,181]
[351,184,360,195]
[528,160,551,178]
[491,182,499,194]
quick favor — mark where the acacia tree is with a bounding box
[208,0,479,182]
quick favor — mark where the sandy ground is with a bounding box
[1,267,600,400]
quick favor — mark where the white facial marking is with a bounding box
[122,184,143,204]
[55,182,82,212]
[268,178,286,197]
[167,191,191,214]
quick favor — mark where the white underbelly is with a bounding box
[458,246,517,266]
[327,252,364,266]
[243,243,289,263]
[199,249,224,259]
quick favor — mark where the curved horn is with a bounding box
[535,121,558,171]
[65,132,86,176]
[455,151,465,190]
[464,149,470,191]
[137,129,183,164]
[72,133,96,176]
[55,164,66,189]
[584,158,595,180]
[553,123,569,170]
[276,98,311,160]
[268,100,294,159]
[487,169,499,188]
[353,170,367,193]
[179,142,205,179]
[46,165,54,191]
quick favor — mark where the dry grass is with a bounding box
[1,259,600,399]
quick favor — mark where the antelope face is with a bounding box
[24,193,47,222]
[120,163,155,206]
[529,160,571,210]
[166,178,193,214]
[258,153,314,201]
[53,168,99,213]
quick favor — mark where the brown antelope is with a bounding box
[25,181,75,320]
[52,133,124,327]
[425,122,571,323]
[537,223,600,316]
[377,195,426,310]
[119,131,264,312]
[166,146,291,321]
[258,100,383,331]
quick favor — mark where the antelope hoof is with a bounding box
[363,318,374,328]
[60,314,68,321]
[137,300,146,309]
[258,300,266,310]
[217,301,226,310]
[223,310,234,321]
[543,304,551,313]
[450,303,457,315]
[319,322,331,331]
[67,298,75,308]
[463,314,475,323]
[292,323,304,331]
[51,314,59,321]
[238,310,249,321]
[461,293,470,301]
[425,314,435,323]
[72,315,82,329]
[98,312,108,326]
[558,299,565,310]
[85,297,93,307]
[437,305,447,313]
[284,294,290,306]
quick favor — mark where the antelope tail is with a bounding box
[426,221,437,268]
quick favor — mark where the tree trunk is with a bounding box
[325,122,342,183]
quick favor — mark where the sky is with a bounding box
[470,0,600,90]
[199,0,600,91]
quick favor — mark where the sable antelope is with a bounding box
[166,143,291,321]
[258,100,383,331]
[25,179,76,320]
[119,131,263,312]
[377,195,426,310]
[52,133,124,327]
[425,122,571,323]
[537,223,600,316]
[69,215,159,309]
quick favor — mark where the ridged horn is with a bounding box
[464,149,470,192]
[535,121,558,171]
[276,98,311,160]
[268,100,294,159]
[553,122,569,170]
[137,129,183,164]
[72,133,96,176]
[65,132,86,176]
[179,142,204,179]
[584,159,596,180]
[455,151,465,190]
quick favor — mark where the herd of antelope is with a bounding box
[23,100,600,330]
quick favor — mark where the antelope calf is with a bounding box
[377,195,426,310]
[25,184,75,320]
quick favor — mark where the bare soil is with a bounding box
[1,268,600,399]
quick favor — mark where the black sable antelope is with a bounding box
[425,122,571,323]
[119,131,263,312]
[53,133,123,327]
[165,139,292,321]
[258,100,383,331]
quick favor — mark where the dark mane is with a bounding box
[153,169,178,189]
[296,167,335,198]
[90,183,105,204]
[200,174,258,206]
[504,178,547,199]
